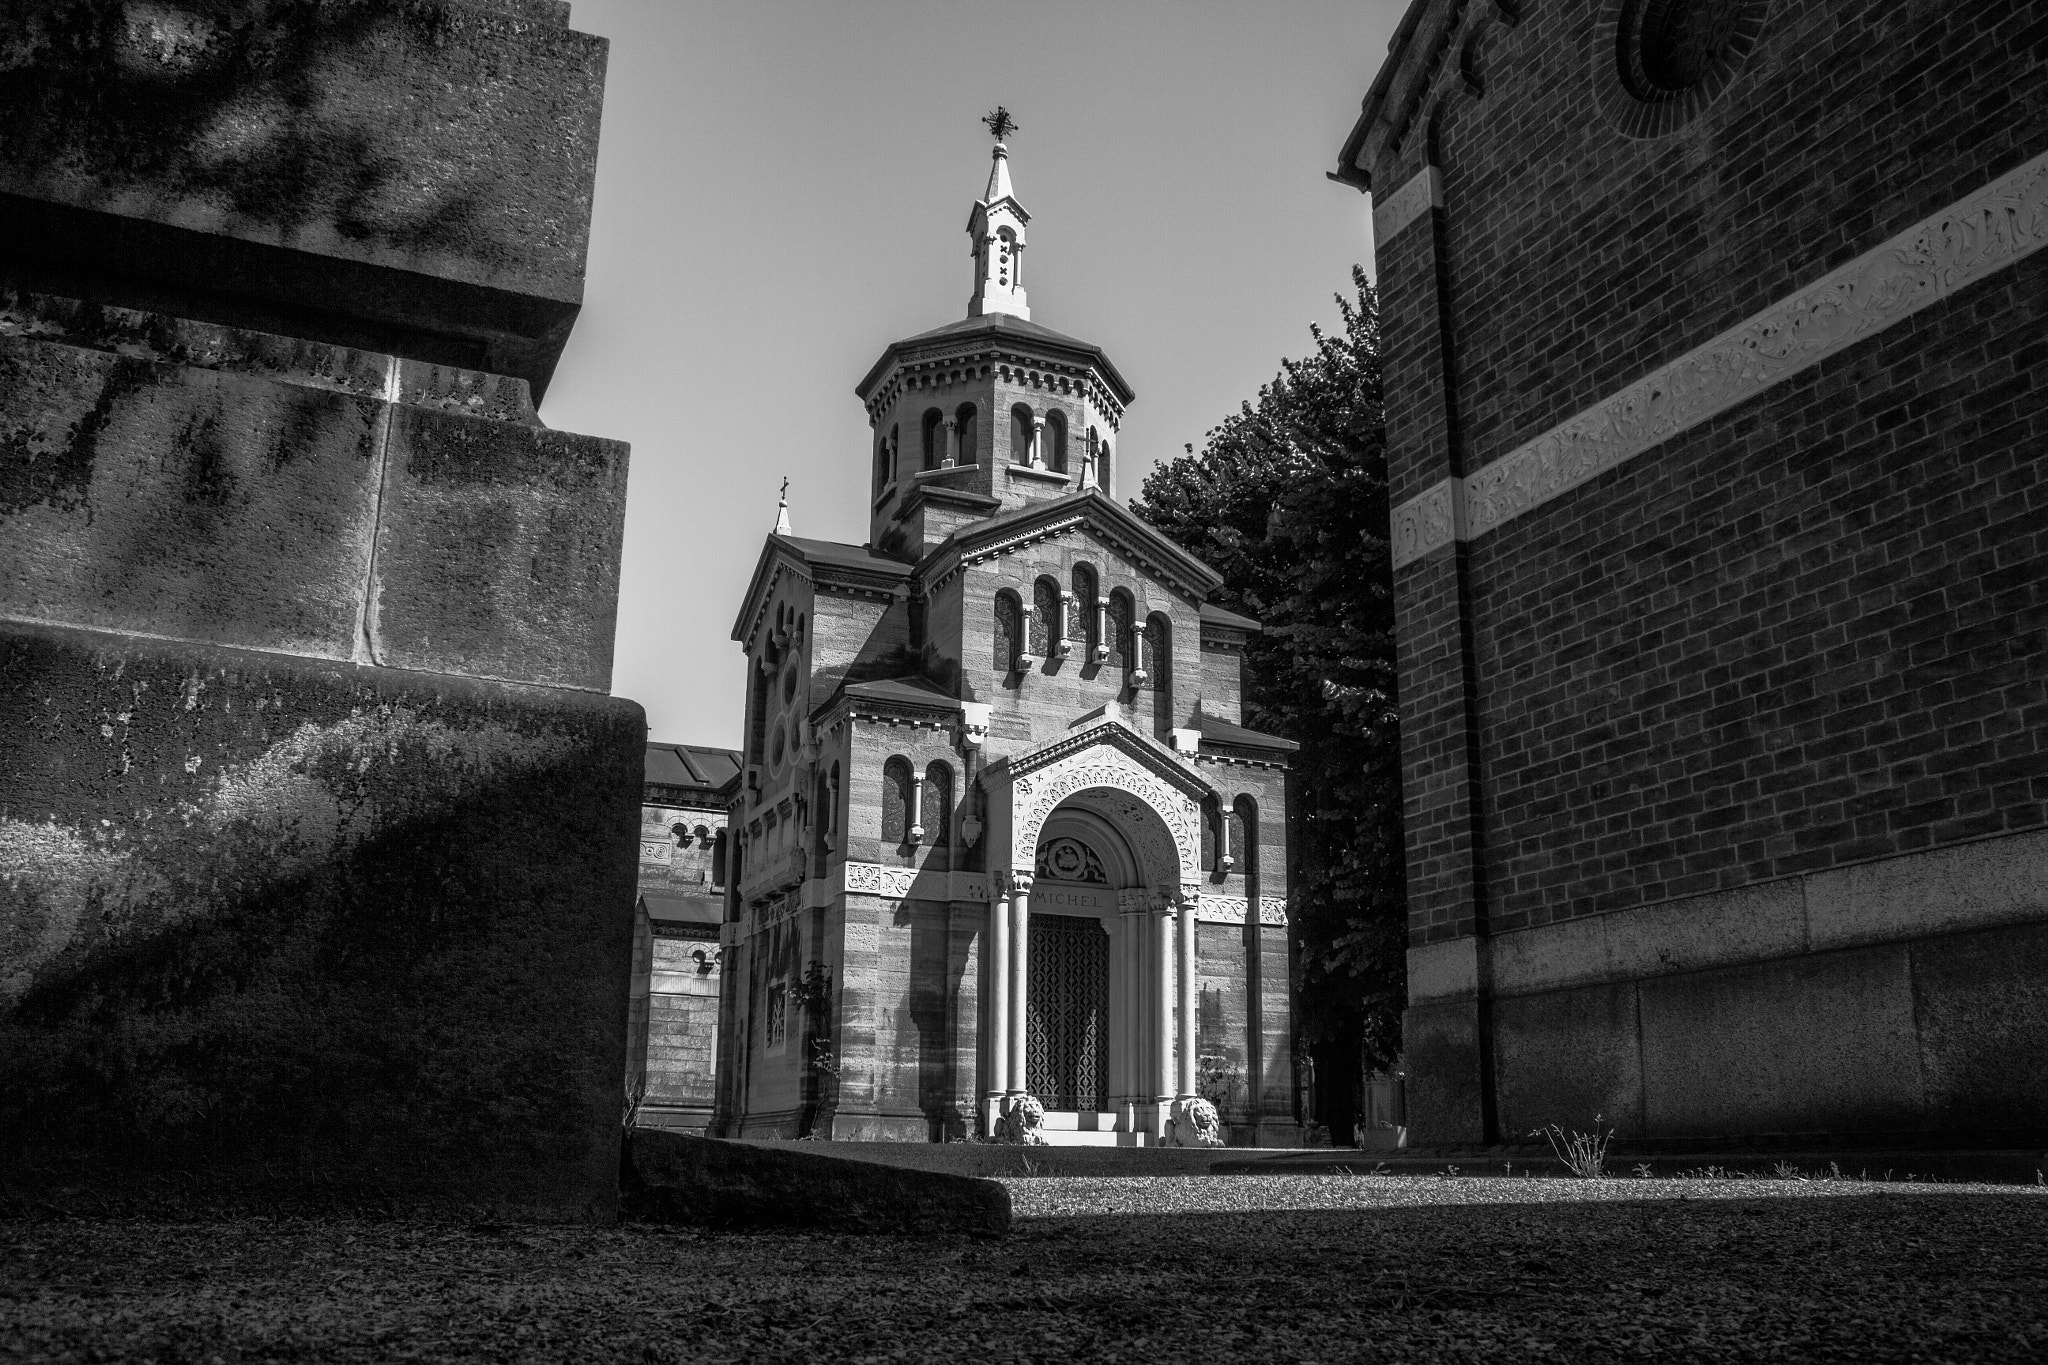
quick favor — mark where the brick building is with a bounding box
[1334,0,2047,1145]
[712,139,1304,1145]
[629,742,741,1133]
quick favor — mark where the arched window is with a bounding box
[711,828,729,888]
[1011,403,1036,466]
[922,762,953,847]
[1105,590,1134,673]
[1200,794,1222,873]
[1141,613,1169,691]
[1069,564,1097,656]
[1097,436,1112,493]
[1233,795,1259,893]
[1045,410,1068,473]
[955,403,978,465]
[921,408,945,471]
[873,432,890,498]
[882,757,914,845]
[994,590,1021,672]
[1030,577,1057,658]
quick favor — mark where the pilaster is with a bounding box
[1377,161,1495,1144]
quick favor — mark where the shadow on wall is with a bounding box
[0,625,642,1217]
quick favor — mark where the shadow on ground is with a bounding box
[3,1191,2044,1361]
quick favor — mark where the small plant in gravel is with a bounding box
[1632,1163,1654,1179]
[1772,1160,1807,1181]
[1532,1116,1614,1179]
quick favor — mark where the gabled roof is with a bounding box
[855,312,1136,404]
[644,742,743,792]
[916,488,1226,603]
[731,532,912,647]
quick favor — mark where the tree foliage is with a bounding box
[1132,266,1404,1133]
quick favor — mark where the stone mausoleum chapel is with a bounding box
[713,131,1303,1146]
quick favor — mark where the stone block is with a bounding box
[0,620,644,1220]
[1909,920,2048,1131]
[1637,946,1924,1139]
[1493,981,1644,1137]
[0,333,381,657]
[371,403,627,690]
[0,324,627,691]
[1806,828,2048,955]
[0,0,609,396]
[1399,998,1488,1145]
[624,1130,1010,1236]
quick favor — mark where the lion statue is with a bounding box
[1168,1096,1225,1148]
[996,1094,1048,1145]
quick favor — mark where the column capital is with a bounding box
[997,869,1035,896]
[1177,884,1202,907]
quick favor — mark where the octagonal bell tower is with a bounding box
[857,129,1137,560]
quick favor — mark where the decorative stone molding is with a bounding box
[1192,895,1289,925]
[1012,750,1201,886]
[1388,476,1466,569]
[842,861,990,903]
[1372,164,1443,245]
[1388,147,2048,569]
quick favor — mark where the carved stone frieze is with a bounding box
[1193,895,1290,925]
[841,861,990,903]
[1389,147,2048,569]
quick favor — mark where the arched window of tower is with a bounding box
[993,590,1021,673]
[1010,403,1035,467]
[922,762,953,847]
[1069,564,1097,656]
[1046,410,1068,473]
[922,408,945,470]
[1105,590,1134,673]
[955,403,978,464]
[882,756,914,845]
[1030,577,1057,657]
[1142,613,1169,693]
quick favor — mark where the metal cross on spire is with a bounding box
[981,106,1018,142]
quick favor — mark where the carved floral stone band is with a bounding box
[1388,146,2048,570]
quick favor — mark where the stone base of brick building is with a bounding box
[0,622,644,1221]
[1406,827,2048,1147]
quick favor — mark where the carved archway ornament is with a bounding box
[984,716,1210,889]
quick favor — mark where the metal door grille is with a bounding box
[1026,913,1109,1110]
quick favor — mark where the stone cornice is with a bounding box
[1390,146,2048,569]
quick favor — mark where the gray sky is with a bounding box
[540,0,1404,748]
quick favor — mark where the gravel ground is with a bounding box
[4,1176,2046,1363]
[999,1171,2048,1217]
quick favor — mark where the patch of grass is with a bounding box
[1533,1116,1614,1179]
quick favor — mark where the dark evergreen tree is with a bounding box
[1132,266,1403,1143]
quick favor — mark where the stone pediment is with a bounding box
[915,488,1225,604]
[982,712,1210,888]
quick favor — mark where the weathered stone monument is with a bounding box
[1335,0,2047,1147]
[0,0,641,1219]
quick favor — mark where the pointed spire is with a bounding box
[968,110,1030,320]
[983,141,1016,205]
[773,476,791,536]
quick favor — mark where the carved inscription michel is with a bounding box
[1387,148,2048,568]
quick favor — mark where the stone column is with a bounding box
[1176,886,1198,1100]
[1030,416,1046,469]
[1007,871,1034,1098]
[986,879,1011,1126]
[1152,893,1175,1113]
[942,415,958,468]
[1117,890,1144,1131]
